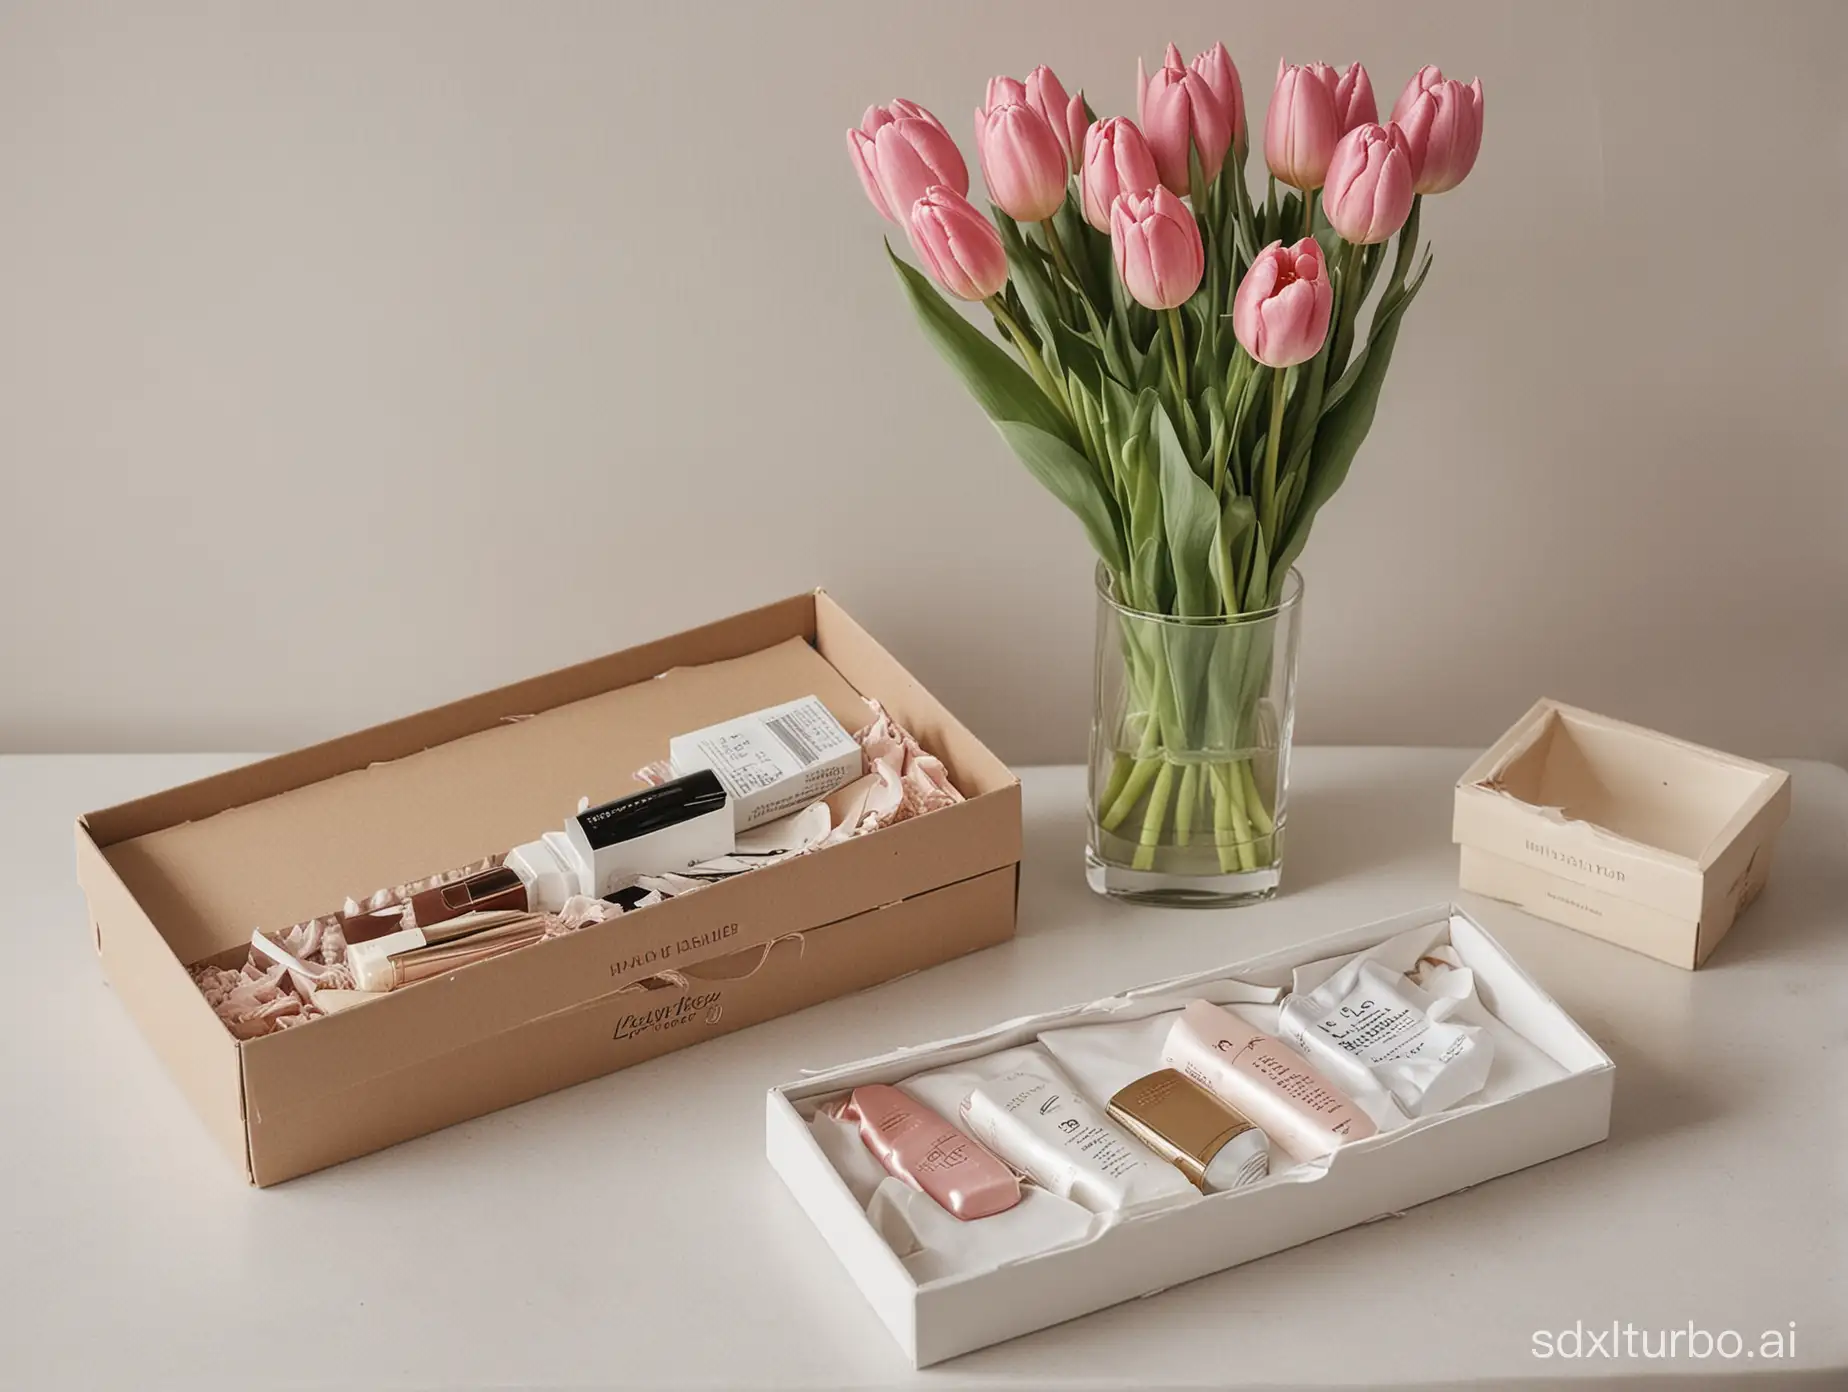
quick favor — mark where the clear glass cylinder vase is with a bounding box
[1086,564,1304,906]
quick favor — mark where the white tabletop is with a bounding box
[2,751,1844,1390]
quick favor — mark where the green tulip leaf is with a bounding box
[1052,320,1108,399]
[1322,249,1430,415]
[1155,405,1220,618]
[887,242,1074,446]
[889,244,1132,572]
[1272,251,1431,589]
[1128,449,1165,613]
[1134,336,1168,394]
[1205,387,1230,488]
[1053,199,1107,307]
[1211,494,1256,613]
[1067,375,1107,478]
[1074,293,1131,386]
[994,421,1127,575]
[991,213,1062,347]
[1099,375,1136,485]
[1244,517,1272,614]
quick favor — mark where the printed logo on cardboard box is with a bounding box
[612,990,725,1043]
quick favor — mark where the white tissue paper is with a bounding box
[866,1181,1096,1284]
[808,1111,891,1209]
[1037,1011,1183,1105]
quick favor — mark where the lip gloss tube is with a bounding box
[348,914,551,992]
[843,1084,1021,1220]
[345,911,549,992]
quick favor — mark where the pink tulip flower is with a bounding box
[1265,60,1341,190]
[1388,65,1442,126]
[1321,123,1414,244]
[985,75,1028,112]
[1025,65,1088,174]
[1188,42,1247,156]
[1232,238,1333,367]
[1330,62,1377,134]
[1110,185,1204,311]
[847,99,969,224]
[974,98,1070,222]
[1393,68,1484,194]
[1138,43,1232,196]
[908,186,1009,301]
[1080,117,1160,232]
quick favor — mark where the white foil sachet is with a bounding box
[1278,956,1494,1116]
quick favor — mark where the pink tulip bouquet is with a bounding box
[848,50,1483,890]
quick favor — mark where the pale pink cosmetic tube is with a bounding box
[1162,1000,1377,1163]
[844,1084,1021,1220]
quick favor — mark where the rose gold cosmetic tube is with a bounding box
[845,1084,1021,1220]
[370,915,550,991]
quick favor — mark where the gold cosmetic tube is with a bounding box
[1107,1068,1270,1192]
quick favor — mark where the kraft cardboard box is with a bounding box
[767,904,1614,1367]
[1453,699,1790,968]
[74,591,1021,1185]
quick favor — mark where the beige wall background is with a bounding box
[2,0,1844,763]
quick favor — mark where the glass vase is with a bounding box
[1086,564,1304,906]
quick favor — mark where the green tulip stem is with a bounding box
[1240,759,1276,836]
[1097,752,1134,817]
[1133,760,1176,870]
[1331,240,1366,377]
[1303,187,1317,240]
[1259,366,1286,540]
[1224,766,1259,871]
[1102,753,1162,831]
[1237,758,1274,864]
[1174,762,1200,847]
[1211,762,1258,873]
[1211,764,1238,873]
[1165,307,1190,400]
[986,295,1069,416]
[1040,217,1079,298]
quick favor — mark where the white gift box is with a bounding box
[1454,699,1791,968]
[765,904,1614,1367]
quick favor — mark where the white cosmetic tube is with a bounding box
[903,1045,1197,1214]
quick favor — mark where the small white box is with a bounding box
[765,904,1614,1367]
[1454,699,1791,968]
[671,694,862,830]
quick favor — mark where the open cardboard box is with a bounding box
[74,591,1021,1185]
[766,903,1615,1367]
[1453,699,1790,968]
